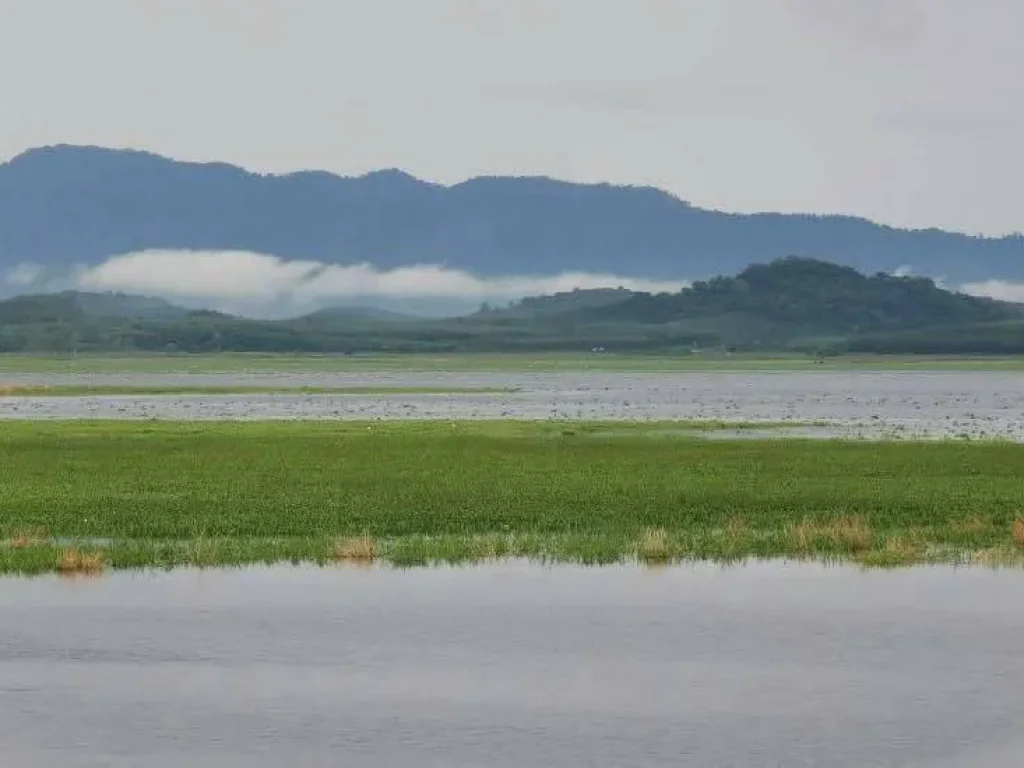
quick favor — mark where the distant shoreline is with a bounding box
[2,351,1024,373]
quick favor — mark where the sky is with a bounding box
[2,0,1022,237]
[2,0,1023,312]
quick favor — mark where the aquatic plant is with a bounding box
[333,535,378,562]
[1,420,1023,573]
[55,547,108,575]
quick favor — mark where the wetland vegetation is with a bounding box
[0,383,512,397]
[2,420,1023,574]
[3,352,1024,375]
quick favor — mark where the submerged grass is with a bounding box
[1,420,1023,573]
[333,535,378,562]
[55,547,108,575]
[1013,520,1024,550]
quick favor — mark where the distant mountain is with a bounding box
[0,290,188,325]
[2,259,1020,356]
[2,145,1023,290]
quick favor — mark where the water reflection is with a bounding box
[2,562,1024,767]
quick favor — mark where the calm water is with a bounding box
[2,370,1024,439]
[2,562,1024,766]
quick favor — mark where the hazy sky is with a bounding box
[2,0,1021,235]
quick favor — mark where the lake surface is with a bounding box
[1,370,1024,439]
[3,562,1024,766]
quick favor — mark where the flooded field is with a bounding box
[1,370,1023,439]
[2,562,1024,766]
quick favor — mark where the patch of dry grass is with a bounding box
[333,535,377,562]
[857,533,928,568]
[55,547,108,575]
[1013,520,1024,550]
[835,517,873,552]
[6,527,48,548]
[636,527,671,562]
[788,517,873,554]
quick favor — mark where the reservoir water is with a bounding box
[2,562,1024,766]
[2,370,1024,440]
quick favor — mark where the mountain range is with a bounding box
[2,144,1023,300]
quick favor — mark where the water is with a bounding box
[3,562,1024,766]
[2,370,1024,439]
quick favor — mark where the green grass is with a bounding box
[2,351,1024,374]
[0,384,513,397]
[2,420,1023,574]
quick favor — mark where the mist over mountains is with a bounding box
[2,257,1022,357]
[2,144,1023,316]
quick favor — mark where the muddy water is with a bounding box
[1,371,1023,440]
[2,562,1024,767]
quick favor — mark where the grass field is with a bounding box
[2,352,1024,374]
[2,421,1023,574]
[0,384,513,397]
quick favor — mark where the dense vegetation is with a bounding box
[4,144,1024,284]
[2,421,1023,573]
[0,258,1020,355]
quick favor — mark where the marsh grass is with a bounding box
[857,531,929,568]
[333,535,378,562]
[2,421,1023,573]
[4,352,1024,374]
[788,517,873,555]
[1013,520,1024,550]
[636,528,672,562]
[55,547,108,575]
[6,527,48,549]
[1,531,1024,575]
[0,384,512,397]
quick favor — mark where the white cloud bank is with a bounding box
[72,249,687,303]
[10,249,1024,316]
[5,262,45,287]
[961,280,1024,303]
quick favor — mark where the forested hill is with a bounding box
[3,145,1024,284]
[582,258,1018,333]
[0,259,1021,355]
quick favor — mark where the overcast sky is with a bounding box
[2,0,1021,236]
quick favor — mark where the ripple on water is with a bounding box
[2,562,1024,767]
[1,371,1023,440]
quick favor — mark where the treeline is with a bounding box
[0,309,720,355]
[848,322,1024,355]
[587,258,1017,332]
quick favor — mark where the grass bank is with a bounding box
[2,421,1023,574]
[2,352,1023,374]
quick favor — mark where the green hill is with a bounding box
[1,260,1021,355]
[585,258,1018,340]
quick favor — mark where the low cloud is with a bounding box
[4,262,45,287]
[70,249,687,313]
[961,279,1024,303]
